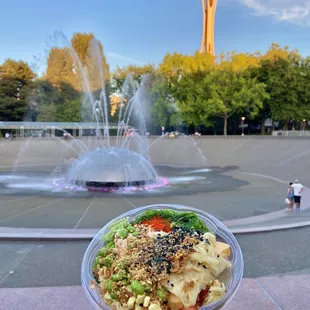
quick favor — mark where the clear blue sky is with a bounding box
[1,0,310,73]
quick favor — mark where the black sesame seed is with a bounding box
[139,304,143,307]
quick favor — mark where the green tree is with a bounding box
[111,64,155,93]
[27,80,61,121]
[149,76,181,131]
[173,69,268,135]
[245,43,303,133]
[0,78,30,121]
[205,69,268,135]
[31,80,62,105]
[299,57,310,121]
[36,104,58,122]
[29,79,81,122]
[56,99,81,122]
[253,55,309,130]
[170,71,210,128]
[0,59,36,121]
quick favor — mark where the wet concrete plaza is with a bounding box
[0,165,287,229]
[0,137,310,309]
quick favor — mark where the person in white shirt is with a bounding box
[292,179,304,211]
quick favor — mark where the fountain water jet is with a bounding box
[46,33,158,191]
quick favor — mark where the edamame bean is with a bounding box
[127,225,135,233]
[103,256,113,267]
[105,231,115,242]
[98,248,109,257]
[118,270,127,278]
[95,257,100,265]
[112,270,127,281]
[157,288,167,300]
[131,280,145,295]
[116,261,126,270]
[107,279,113,293]
[118,228,129,239]
[112,274,120,281]
[106,241,115,249]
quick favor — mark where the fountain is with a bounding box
[47,34,160,192]
[67,148,157,191]
[0,32,211,195]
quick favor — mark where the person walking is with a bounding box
[292,179,304,211]
[287,182,294,211]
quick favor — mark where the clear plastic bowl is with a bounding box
[81,204,244,310]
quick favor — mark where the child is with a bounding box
[287,182,294,211]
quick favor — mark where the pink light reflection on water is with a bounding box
[148,177,169,189]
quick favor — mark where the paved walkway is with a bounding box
[0,274,308,310]
[1,186,309,239]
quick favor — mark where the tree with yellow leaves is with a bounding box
[71,32,110,90]
[158,51,215,80]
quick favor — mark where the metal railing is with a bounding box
[272,130,310,137]
[0,121,124,130]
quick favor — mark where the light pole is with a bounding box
[241,117,245,136]
[303,119,306,131]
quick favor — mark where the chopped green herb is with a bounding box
[134,209,208,232]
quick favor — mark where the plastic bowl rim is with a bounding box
[81,203,244,310]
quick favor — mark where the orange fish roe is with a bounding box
[141,216,172,232]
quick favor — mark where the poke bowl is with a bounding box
[81,204,244,310]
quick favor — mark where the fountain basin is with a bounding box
[67,148,157,189]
